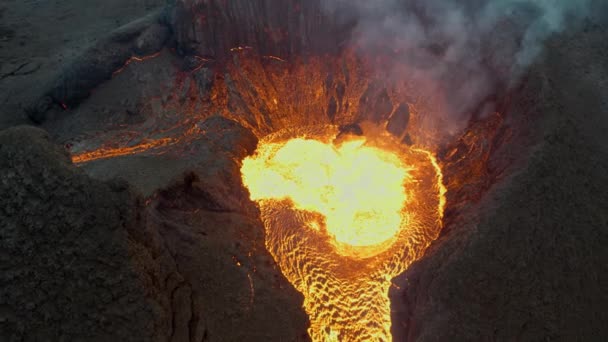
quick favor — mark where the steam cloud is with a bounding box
[321,0,593,130]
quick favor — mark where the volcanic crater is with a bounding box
[1,1,607,342]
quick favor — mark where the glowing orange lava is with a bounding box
[241,125,445,341]
[242,137,410,252]
[71,137,178,164]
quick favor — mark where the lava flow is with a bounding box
[241,125,445,341]
[71,137,178,164]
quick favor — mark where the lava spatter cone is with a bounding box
[241,125,445,341]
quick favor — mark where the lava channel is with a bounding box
[241,125,445,341]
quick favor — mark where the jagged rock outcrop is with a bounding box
[386,103,410,139]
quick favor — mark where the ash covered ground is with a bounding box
[1,1,607,341]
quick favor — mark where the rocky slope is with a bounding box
[0,126,173,341]
[0,119,309,341]
[392,21,608,341]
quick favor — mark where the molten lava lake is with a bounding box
[241,125,445,340]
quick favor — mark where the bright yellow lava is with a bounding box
[241,137,409,249]
[241,127,444,341]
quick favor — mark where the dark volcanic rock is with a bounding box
[327,96,338,122]
[391,24,608,341]
[337,123,363,137]
[335,81,346,102]
[170,0,353,58]
[181,55,203,71]
[26,9,169,123]
[386,103,410,138]
[372,89,394,123]
[72,113,310,340]
[192,66,215,98]
[0,126,309,342]
[134,23,170,55]
[24,96,53,124]
[357,83,394,124]
[334,123,364,145]
[197,115,258,158]
[148,173,311,342]
[401,133,413,146]
[0,126,173,342]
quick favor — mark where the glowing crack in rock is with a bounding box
[241,126,445,341]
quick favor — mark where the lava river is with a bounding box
[240,125,446,341]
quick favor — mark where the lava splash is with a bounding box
[241,125,445,341]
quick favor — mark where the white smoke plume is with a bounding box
[321,0,593,127]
